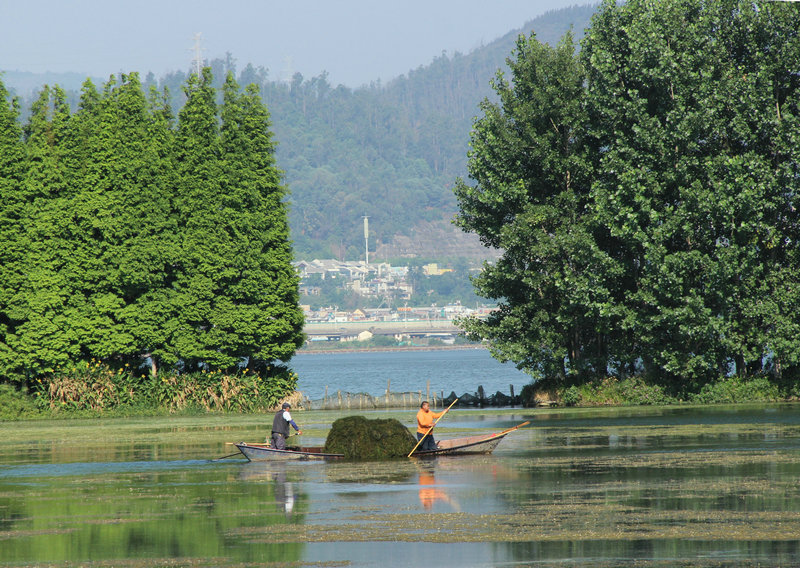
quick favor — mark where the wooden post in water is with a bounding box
[386,380,390,408]
[324,386,328,409]
[337,390,342,410]
[510,384,515,406]
[426,380,430,402]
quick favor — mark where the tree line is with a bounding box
[455,0,800,392]
[0,69,304,389]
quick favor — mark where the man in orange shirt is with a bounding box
[415,401,444,452]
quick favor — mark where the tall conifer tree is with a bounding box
[0,77,27,380]
[219,73,304,373]
[9,86,82,375]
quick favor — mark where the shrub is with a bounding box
[562,385,580,407]
[0,384,42,420]
[557,376,677,407]
[32,360,136,411]
[689,375,781,404]
[31,360,299,414]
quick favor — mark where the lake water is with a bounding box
[3,404,800,567]
[293,348,531,401]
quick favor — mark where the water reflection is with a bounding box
[239,463,297,516]
[0,461,307,566]
[417,467,458,511]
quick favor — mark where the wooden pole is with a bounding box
[408,398,458,457]
[489,421,531,438]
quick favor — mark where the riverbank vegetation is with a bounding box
[0,362,299,421]
[457,0,800,396]
[524,374,796,409]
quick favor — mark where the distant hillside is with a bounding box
[1,4,597,261]
[266,3,596,260]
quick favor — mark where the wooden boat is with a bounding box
[234,443,343,461]
[233,421,529,462]
[411,421,529,458]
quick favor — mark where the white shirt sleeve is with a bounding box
[283,410,292,421]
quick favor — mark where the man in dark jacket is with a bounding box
[271,402,302,449]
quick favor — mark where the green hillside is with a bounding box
[3,4,597,261]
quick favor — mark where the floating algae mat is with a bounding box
[323,416,416,459]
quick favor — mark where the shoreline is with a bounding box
[296,344,486,355]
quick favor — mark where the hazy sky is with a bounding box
[1,0,589,87]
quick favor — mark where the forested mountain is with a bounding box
[3,4,596,261]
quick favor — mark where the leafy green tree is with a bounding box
[218,73,304,373]
[456,0,800,389]
[1,69,304,388]
[455,31,614,383]
[584,0,800,386]
[75,73,177,369]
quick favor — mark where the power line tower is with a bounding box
[363,215,369,265]
[191,32,205,76]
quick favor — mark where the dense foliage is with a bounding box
[0,70,305,398]
[456,0,800,393]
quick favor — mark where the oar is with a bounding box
[489,421,530,438]
[212,452,242,461]
[408,398,458,457]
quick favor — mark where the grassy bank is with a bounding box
[525,374,800,408]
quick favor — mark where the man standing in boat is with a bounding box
[271,402,302,450]
[416,401,444,452]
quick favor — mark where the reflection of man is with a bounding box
[273,469,295,516]
[415,401,443,452]
[271,402,302,450]
[418,471,451,511]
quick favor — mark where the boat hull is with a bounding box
[235,443,343,461]
[234,421,527,461]
[413,432,508,457]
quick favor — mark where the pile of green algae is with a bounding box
[323,415,417,459]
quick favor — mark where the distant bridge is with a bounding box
[304,319,462,341]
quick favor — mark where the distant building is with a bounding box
[422,263,453,276]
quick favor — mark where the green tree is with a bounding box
[0,76,27,381]
[455,31,613,383]
[74,73,176,370]
[170,69,303,375]
[1,69,304,388]
[584,0,800,386]
[10,86,82,377]
[218,73,304,374]
[456,0,800,390]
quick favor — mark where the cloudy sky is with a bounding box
[1,0,590,87]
